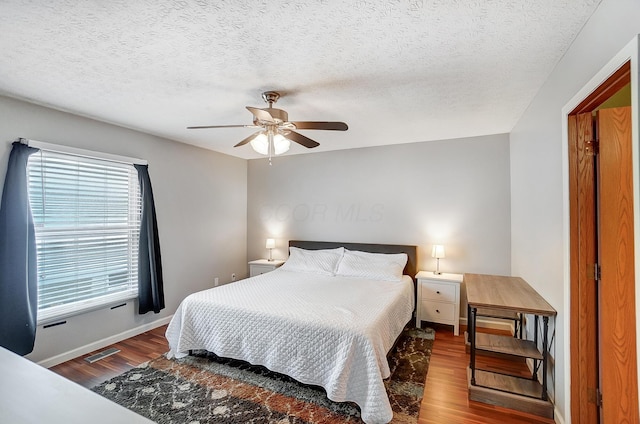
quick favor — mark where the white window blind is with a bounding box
[27,149,142,323]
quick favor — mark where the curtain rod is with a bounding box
[19,138,148,166]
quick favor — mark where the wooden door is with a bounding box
[596,106,639,423]
[569,61,637,424]
[569,111,599,422]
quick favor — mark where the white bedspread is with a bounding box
[165,269,415,424]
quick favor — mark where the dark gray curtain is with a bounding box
[0,141,40,355]
[135,164,165,314]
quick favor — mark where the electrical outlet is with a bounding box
[214,277,219,287]
[231,273,236,281]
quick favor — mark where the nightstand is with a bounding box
[248,259,285,277]
[415,271,463,335]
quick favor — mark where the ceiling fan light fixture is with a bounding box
[250,132,290,156]
[250,133,269,155]
[273,133,291,155]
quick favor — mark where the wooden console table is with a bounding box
[465,273,557,418]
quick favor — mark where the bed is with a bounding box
[165,240,417,424]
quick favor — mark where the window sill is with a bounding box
[37,290,138,326]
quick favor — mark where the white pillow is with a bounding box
[336,249,408,282]
[280,246,345,275]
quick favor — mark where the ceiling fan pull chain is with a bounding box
[268,130,273,165]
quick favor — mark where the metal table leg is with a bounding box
[542,316,549,401]
[470,306,477,385]
[533,315,539,381]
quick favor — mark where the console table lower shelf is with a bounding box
[467,368,554,418]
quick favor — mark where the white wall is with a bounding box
[0,95,248,365]
[510,0,640,421]
[247,134,512,316]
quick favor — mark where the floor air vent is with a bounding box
[84,348,121,363]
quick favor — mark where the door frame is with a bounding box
[562,35,640,421]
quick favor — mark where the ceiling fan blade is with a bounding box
[246,106,275,123]
[286,131,320,149]
[234,131,262,147]
[290,121,348,131]
[187,124,258,129]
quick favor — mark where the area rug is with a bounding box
[92,327,434,424]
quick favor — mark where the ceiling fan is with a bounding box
[187,91,348,162]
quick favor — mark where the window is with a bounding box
[27,148,142,324]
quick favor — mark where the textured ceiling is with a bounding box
[0,0,601,159]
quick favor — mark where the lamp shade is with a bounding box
[431,244,445,259]
[273,134,291,155]
[265,238,276,249]
[250,133,269,155]
[250,133,291,156]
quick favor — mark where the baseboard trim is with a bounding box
[38,315,173,369]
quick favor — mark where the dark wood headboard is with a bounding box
[288,240,417,280]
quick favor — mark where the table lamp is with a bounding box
[266,238,276,261]
[432,244,445,275]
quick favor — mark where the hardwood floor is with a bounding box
[421,324,555,424]
[50,324,555,424]
[50,325,169,388]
